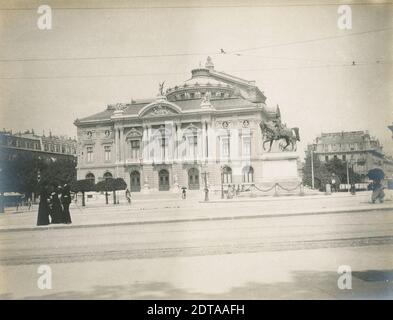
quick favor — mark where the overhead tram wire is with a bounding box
[0,26,391,63]
[1,60,391,80]
[228,27,393,54]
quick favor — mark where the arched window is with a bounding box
[188,168,200,190]
[222,166,232,184]
[158,169,170,191]
[85,173,95,184]
[242,166,254,183]
[103,172,113,181]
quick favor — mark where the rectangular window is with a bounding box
[87,146,93,162]
[342,154,346,161]
[325,155,329,162]
[130,140,140,159]
[160,138,167,159]
[188,135,198,159]
[104,145,111,161]
[243,137,251,156]
[222,137,230,157]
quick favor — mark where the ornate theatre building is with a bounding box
[74,57,285,192]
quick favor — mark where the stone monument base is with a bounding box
[260,152,300,184]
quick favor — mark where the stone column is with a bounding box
[114,127,119,163]
[176,123,183,161]
[119,127,124,163]
[142,125,147,161]
[206,120,214,161]
[149,125,153,161]
[201,121,207,161]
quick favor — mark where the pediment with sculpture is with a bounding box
[138,101,182,118]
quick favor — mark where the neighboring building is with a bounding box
[306,131,393,179]
[0,129,77,162]
[74,57,282,192]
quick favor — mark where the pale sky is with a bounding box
[0,0,392,158]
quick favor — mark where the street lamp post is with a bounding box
[311,149,315,189]
[220,167,224,199]
[0,168,4,213]
[346,160,350,192]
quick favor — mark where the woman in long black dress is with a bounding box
[61,184,72,224]
[50,185,64,224]
[37,187,51,226]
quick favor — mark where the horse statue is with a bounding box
[259,120,300,152]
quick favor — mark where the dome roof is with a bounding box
[184,75,230,87]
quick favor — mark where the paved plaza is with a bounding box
[1,191,392,231]
[0,191,392,299]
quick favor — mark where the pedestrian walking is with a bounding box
[61,184,72,224]
[37,187,51,226]
[181,187,187,199]
[125,188,131,204]
[371,179,385,203]
[27,197,32,211]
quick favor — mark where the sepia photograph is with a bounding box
[0,0,392,305]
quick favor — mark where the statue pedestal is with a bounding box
[260,152,300,184]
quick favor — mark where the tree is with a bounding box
[95,179,111,204]
[303,152,331,190]
[303,152,363,191]
[111,178,127,204]
[0,153,76,199]
[325,158,362,185]
[106,178,127,204]
[70,179,95,206]
[39,157,76,188]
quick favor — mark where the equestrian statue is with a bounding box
[259,106,300,152]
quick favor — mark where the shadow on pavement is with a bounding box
[2,270,391,300]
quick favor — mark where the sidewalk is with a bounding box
[0,192,392,232]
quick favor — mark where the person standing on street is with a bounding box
[181,187,187,199]
[50,185,64,224]
[125,188,131,204]
[37,187,51,226]
[371,179,385,203]
[61,184,72,224]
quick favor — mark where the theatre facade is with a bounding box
[74,57,281,192]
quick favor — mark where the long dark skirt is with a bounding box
[51,198,64,224]
[37,198,50,226]
[62,202,72,224]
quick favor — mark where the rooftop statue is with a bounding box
[158,81,165,96]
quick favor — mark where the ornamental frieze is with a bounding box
[146,105,175,117]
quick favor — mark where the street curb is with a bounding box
[0,204,392,233]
